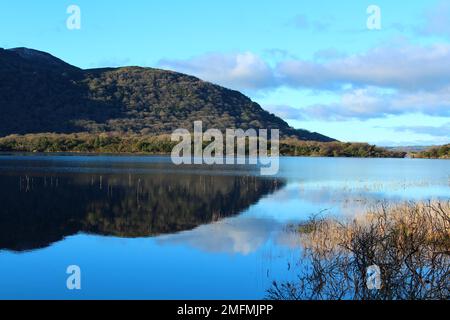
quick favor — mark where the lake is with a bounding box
[0,155,448,299]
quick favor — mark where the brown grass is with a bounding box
[268,201,450,300]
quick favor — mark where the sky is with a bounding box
[1,0,449,146]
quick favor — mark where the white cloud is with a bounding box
[158,41,450,121]
[299,87,450,120]
[388,122,450,138]
[158,52,275,91]
[160,42,450,93]
[313,48,346,60]
[157,217,279,255]
[264,105,306,120]
[276,42,450,91]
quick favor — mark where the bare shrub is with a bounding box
[268,201,450,300]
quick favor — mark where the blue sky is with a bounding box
[1,0,449,145]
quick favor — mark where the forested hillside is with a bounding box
[0,47,334,142]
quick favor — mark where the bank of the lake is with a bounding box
[0,133,406,158]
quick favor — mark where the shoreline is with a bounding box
[0,151,448,160]
[0,133,447,159]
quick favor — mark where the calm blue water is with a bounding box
[0,155,448,299]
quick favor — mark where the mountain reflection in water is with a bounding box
[0,172,284,252]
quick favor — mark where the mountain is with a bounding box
[0,47,335,141]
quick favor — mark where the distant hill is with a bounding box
[385,146,431,153]
[0,47,335,142]
[410,144,450,159]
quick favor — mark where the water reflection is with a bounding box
[0,172,284,252]
[158,217,282,255]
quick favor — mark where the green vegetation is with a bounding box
[0,133,175,154]
[0,133,406,158]
[0,48,333,142]
[280,139,406,158]
[411,144,450,159]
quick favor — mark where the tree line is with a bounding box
[0,133,407,158]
